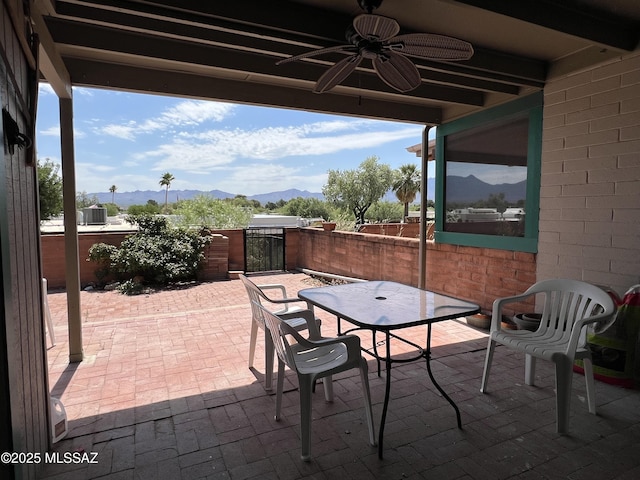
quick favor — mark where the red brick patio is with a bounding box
[39,273,640,479]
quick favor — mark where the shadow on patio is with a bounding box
[40,273,640,479]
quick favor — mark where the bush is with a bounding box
[87,214,211,293]
[116,279,145,295]
[87,243,118,286]
[174,194,252,228]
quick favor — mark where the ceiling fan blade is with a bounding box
[353,14,400,41]
[386,34,474,61]
[276,45,357,65]
[372,51,421,92]
[314,55,363,93]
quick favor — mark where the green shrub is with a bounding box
[87,243,117,286]
[87,214,211,293]
[116,278,145,295]
[173,194,252,228]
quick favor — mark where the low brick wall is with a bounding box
[296,228,536,314]
[41,232,131,289]
[42,231,231,289]
[42,227,536,314]
[358,222,420,237]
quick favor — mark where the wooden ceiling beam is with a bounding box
[47,18,487,106]
[62,57,444,124]
[453,0,639,51]
[56,0,546,87]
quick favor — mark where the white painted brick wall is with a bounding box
[539,52,640,295]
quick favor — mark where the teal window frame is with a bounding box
[434,93,542,253]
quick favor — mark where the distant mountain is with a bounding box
[92,188,323,207]
[92,181,440,208]
[446,175,525,204]
[249,189,324,204]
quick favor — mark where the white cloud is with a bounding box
[39,126,60,136]
[217,163,328,195]
[146,122,422,172]
[97,100,235,140]
[38,124,86,138]
[161,101,234,125]
[38,83,55,96]
[101,123,137,141]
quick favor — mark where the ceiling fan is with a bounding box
[276,0,474,94]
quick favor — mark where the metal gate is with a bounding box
[244,228,285,273]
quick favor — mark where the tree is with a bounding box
[109,185,117,204]
[365,201,403,223]
[159,172,174,211]
[392,163,421,221]
[174,194,253,228]
[76,191,99,209]
[37,158,63,220]
[127,200,161,215]
[282,197,332,220]
[322,156,394,225]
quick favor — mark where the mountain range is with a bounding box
[93,188,324,208]
[91,175,522,208]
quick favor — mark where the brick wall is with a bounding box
[358,223,420,237]
[42,231,230,288]
[540,51,640,295]
[296,228,536,314]
[196,234,229,281]
[43,227,537,313]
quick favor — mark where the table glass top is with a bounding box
[299,281,479,330]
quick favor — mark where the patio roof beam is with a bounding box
[47,19,486,107]
[53,2,524,96]
[61,57,443,124]
[54,0,547,88]
[453,0,640,51]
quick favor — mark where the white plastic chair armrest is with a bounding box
[279,309,322,339]
[257,283,307,312]
[491,292,534,331]
[567,310,615,354]
[281,321,362,358]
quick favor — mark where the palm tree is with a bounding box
[159,172,175,211]
[392,164,421,221]
[109,185,117,204]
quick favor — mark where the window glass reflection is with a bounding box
[444,115,528,237]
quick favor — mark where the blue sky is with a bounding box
[36,84,433,196]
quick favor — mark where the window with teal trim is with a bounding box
[435,94,542,252]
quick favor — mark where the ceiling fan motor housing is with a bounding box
[358,0,383,14]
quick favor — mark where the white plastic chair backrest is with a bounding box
[524,279,615,347]
[240,274,264,325]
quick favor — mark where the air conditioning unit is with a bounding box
[82,206,107,225]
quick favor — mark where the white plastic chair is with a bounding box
[256,303,376,461]
[42,278,56,347]
[240,274,318,390]
[480,279,616,433]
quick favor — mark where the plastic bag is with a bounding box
[586,284,640,388]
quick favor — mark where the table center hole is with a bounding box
[375,296,387,300]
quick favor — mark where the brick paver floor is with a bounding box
[39,272,640,479]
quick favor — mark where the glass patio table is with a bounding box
[298,280,480,459]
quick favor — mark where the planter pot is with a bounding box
[501,316,518,330]
[513,313,542,331]
[322,222,337,231]
[466,313,491,329]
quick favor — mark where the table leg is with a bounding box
[378,331,392,459]
[425,324,462,428]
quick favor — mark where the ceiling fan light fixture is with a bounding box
[353,14,399,41]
